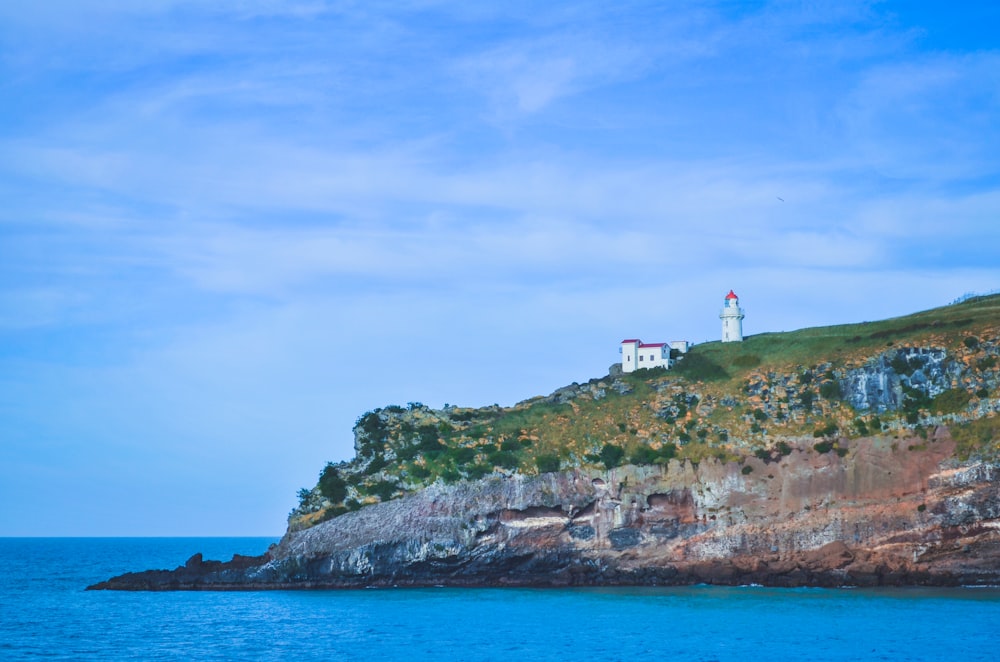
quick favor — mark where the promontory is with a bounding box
[90,294,1000,589]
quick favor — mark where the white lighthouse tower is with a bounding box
[720,290,745,342]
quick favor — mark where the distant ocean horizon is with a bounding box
[2,537,999,660]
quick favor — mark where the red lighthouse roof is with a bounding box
[725,290,738,300]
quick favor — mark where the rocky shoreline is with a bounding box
[89,430,1000,591]
[86,543,998,591]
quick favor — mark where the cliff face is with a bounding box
[91,430,1000,589]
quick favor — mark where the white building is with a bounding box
[620,338,690,373]
[720,290,745,342]
[669,340,691,354]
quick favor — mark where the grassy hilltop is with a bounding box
[291,294,1000,530]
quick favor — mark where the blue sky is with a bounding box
[2,1,999,536]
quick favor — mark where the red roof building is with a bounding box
[619,338,686,373]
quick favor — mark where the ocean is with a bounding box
[1,538,998,660]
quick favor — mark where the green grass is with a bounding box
[676,293,1000,379]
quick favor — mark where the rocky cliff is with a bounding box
[89,295,1000,590]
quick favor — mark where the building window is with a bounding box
[639,355,644,362]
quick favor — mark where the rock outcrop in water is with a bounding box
[89,296,1000,590]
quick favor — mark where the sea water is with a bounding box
[1,538,999,661]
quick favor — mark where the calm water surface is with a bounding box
[1,538,998,660]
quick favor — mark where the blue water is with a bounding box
[1,539,999,660]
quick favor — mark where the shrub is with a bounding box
[487,450,519,470]
[964,336,980,349]
[752,409,768,421]
[741,465,753,475]
[408,463,431,480]
[777,441,793,456]
[318,463,348,503]
[659,442,678,461]
[799,390,815,409]
[366,479,398,501]
[629,445,659,466]
[978,356,997,370]
[534,453,561,473]
[819,381,841,400]
[674,353,729,381]
[363,458,388,479]
[417,424,445,452]
[628,365,669,379]
[395,445,419,461]
[598,443,626,469]
[932,388,972,414]
[464,463,493,480]
[448,446,477,466]
[354,411,388,457]
[499,438,521,452]
[813,422,838,438]
[902,384,932,415]
[813,441,834,454]
[976,387,990,399]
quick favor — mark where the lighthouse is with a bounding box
[720,290,744,342]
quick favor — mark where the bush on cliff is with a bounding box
[819,380,841,400]
[673,353,728,382]
[318,463,348,503]
[931,388,972,414]
[535,453,561,473]
[813,422,838,438]
[813,440,834,454]
[598,443,626,469]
